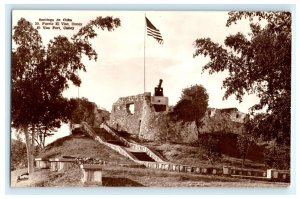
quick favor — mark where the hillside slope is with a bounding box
[11,131,289,187]
[37,134,134,164]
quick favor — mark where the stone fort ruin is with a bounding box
[108,80,248,143]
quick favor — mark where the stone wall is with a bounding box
[139,107,248,143]
[108,93,148,136]
[108,93,248,144]
[167,120,199,144]
[108,92,170,141]
[139,111,169,141]
[199,108,247,135]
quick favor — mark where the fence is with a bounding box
[34,156,289,182]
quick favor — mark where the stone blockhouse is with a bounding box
[108,92,248,143]
[108,92,169,141]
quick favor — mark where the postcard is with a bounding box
[11,10,291,188]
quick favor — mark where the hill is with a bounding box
[38,134,134,165]
[11,130,289,187]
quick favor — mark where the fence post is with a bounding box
[223,166,231,176]
[267,169,278,180]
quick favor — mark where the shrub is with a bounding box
[198,134,222,164]
[11,139,27,171]
[264,143,290,170]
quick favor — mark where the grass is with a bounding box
[145,142,266,169]
[10,130,287,187]
[11,168,82,187]
[38,134,134,164]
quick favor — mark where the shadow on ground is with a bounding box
[102,177,144,187]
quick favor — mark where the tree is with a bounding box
[69,97,98,127]
[235,115,259,167]
[11,139,27,171]
[236,135,253,167]
[264,142,290,170]
[173,84,209,134]
[34,124,56,150]
[12,17,120,174]
[193,12,291,145]
[198,134,222,164]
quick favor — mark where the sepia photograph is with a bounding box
[10,9,291,188]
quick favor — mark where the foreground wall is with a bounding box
[108,93,146,136]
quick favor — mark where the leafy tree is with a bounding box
[264,142,290,170]
[69,97,97,127]
[193,12,291,145]
[172,84,209,134]
[198,134,222,164]
[236,115,260,167]
[236,135,253,167]
[34,125,55,149]
[11,139,27,171]
[12,17,120,173]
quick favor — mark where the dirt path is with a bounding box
[10,168,51,187]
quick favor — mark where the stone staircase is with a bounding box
[80,122,166,166]
[130,152,156,162]
[93,127,127,147]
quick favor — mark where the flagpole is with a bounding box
[144,15,163,93]
[144,13,146,93]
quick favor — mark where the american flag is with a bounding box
[145,17,163,44]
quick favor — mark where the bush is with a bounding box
[198,134,222,164]
[264,143,290,170]
[11,139,27,171]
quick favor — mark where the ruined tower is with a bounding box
[108,80,169,140]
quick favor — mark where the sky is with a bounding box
[12,10,260,112]
[12,10,261,143]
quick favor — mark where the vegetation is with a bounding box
[193,12,291,140]
[236,117,261,167]
[193,11,291,167]
[12,17,121,173]
[69,97,98,126]
[146,139,265,170]
[11,139,27,171]
[236,135,253,167]
[198,134,222,164]
[264,143,290,170]
[11,130,287,187]
[172,84,209,134]
[38,134,134,164]
[10,120,286,188]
